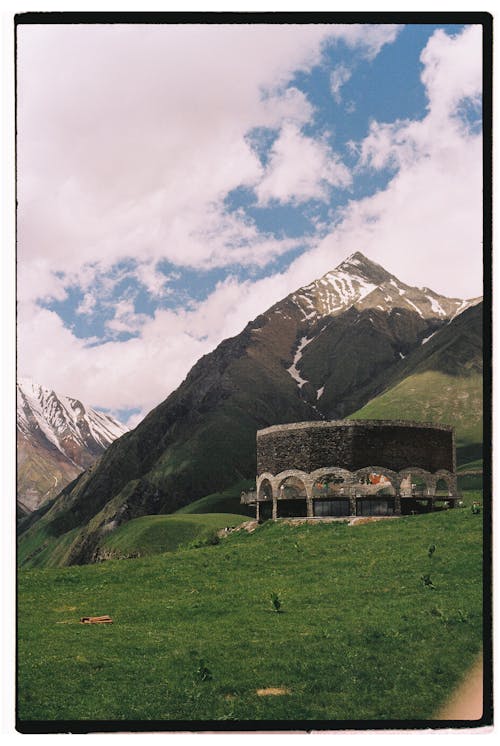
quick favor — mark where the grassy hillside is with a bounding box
[175,480,255,516]
[18,509,251,568]
[98,513,248,559]
[350,370,482,465]
[18,495,484,724]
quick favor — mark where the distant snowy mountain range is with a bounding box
[17,379,128,514]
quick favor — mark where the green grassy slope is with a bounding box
[98,513,248,559]
[351,370,482,464]
[18,497,484,723]
[18,509,251,568]
[349,302,483,467]
[175,480,255,516]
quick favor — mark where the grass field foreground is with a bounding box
[18,492,484,723]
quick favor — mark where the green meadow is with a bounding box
[17,491,484,724]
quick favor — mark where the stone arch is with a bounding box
[275,468,309,484]
[398,467,434,497]
[277,474,308,499]
[434,470,456,496]
[257,477,273,501]
[309,466,353,482]
[353,466,398,496]
[310,468,353,499]
[275,473,309,519]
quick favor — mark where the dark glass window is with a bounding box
[357,499,394,516]
[314,499,350,517]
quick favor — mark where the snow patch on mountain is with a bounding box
[404,297,424,318]
[287,336,314,389]
[427,296,446,316]
[421,331,438,345]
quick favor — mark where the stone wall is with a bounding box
[257,420,455,475]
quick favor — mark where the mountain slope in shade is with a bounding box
[18,253,481,567]
[17,379,128,513]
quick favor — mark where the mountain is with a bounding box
[18,253,482,567]
[17,379,128,513]
[350,301,483,464]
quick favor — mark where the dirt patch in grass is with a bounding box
[256,687,291,696]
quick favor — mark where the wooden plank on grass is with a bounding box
[80,615,113,624]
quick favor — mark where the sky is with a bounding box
[16,20,484,426]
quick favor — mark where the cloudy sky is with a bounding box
[16,20,484,426]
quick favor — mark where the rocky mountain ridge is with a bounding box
[17,379,128,513]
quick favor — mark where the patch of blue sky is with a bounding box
[39,286,103,340]
[294,25,466,147]
[224,186,316,240]
[155,260,230,307]
[223,185,255,213]
[349,165,397,202]
[246,201,318,240]
[455,96,482,135]
[95,405,141,426]
[224,181,350,238]
[245,127,280,167]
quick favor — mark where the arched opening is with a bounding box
[411,475,427,497]
[435,478,450,497]
[312,474,350,516]
[258,478,273,520]
[277,475,307,518]
[401,473,429,514]
[433,477,453,511]
[258,479,273,500]
[354,471,395,516]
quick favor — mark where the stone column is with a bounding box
[272,494,278,520]
[256,499,260,522]
[305,479,314,518]
[349,490,357,516]
[394,495,401,515]
[426,475,437,498]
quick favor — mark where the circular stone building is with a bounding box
[242,420,460,520]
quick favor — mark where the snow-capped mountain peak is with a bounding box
[17,379,129,513]
[287,252,478,324]
[17,378,128,460]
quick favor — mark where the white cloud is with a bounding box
[16,24,328,294]
[330,64,352,103]
[420,25,482,120]
[105,299,149,337]
[17,23,401,305]
[17,23,483,420]
[256,123,352,205]
[76,292,97,316]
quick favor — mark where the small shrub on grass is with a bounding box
[270,592,283,613]
[187,531,221,550]
[196,659,212,682]
[428,544,436,558]
[421,574,435,590]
